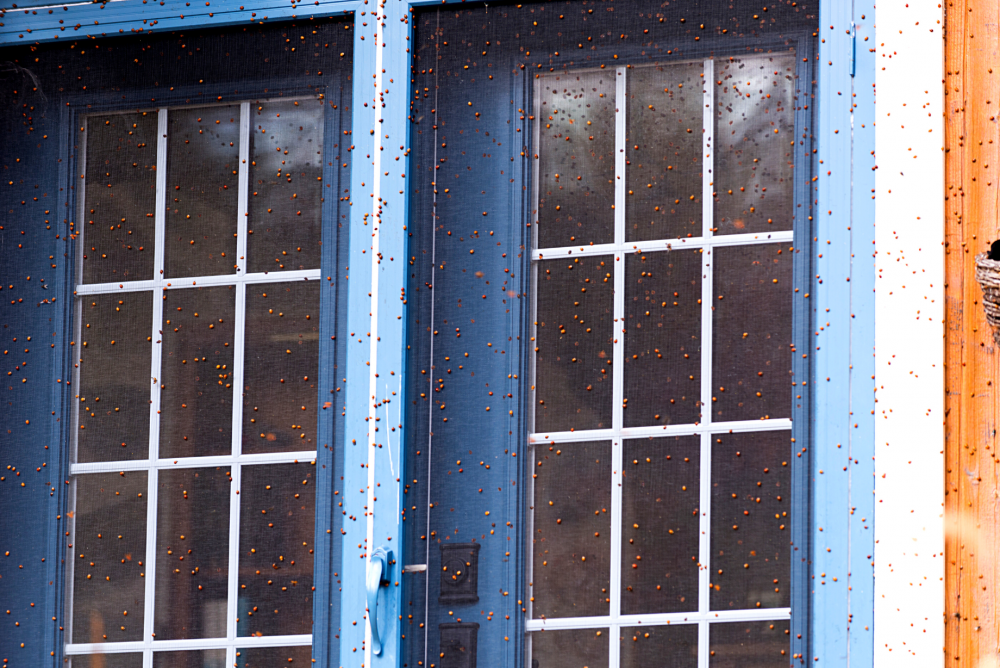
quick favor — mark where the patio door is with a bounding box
[396,3,816,668]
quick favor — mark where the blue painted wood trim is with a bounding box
[0,0,359,45]
[337,0,412,665]
[338,6,382,666]
[811,0,877,665]
[847,1,877,665]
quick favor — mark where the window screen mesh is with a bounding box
[0,16,352,667]
[403,2,815,667]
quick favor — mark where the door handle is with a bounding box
[366,546,393,656]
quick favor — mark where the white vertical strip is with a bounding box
[144,289,163,667]
[365,7,385,667]
[697,431,711,668]
[143,108,168,668]
[236,102,251,276]
[614,66,626,249]
[873,2,945,662]
[228,104,250,652]
[701,59,714,240]
[698,58,714,668]
[226,282,246,651]
[154,109,168,282]
[697,621,709,668]
[611,67,626,436]
[608,437,623,668]
[609,66,627,668]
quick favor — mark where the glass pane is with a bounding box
[710,431,790,611]
[155,467,231,640]
[625,63,704,243]
[165,106,241,278]
[77,293,152,463]
[247,99,325,274]
[529,628,609,668]
[69,654,144,668]
[537,72,616,249]
[620,437,699,615]
[534,256,614,433]
[623,250,702,428]
[237,462,316,637]
[713,56,797,236]
[711,244,792,422]
[71,472,147,644]
[619,624,697,668]
[242,282,320,454]
[708,620,789,668]
[152,650,227,668]
[159,286,237,459]
[82,112,158,284]
[531,441,610,619]
[235,646,313,667]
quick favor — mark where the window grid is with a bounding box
[526,62,792,668]
[65,102,317,668]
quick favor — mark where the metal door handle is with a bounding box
[366,546,393,656]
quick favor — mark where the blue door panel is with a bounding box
[403,28,531,667]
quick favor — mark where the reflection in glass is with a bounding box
[626,64,704,242]
[708,620,789,667]
[713,56,797,236]
[530,628,609,668]
[711,244,792,422]
[69,654,144,668]
[165,106,241,278]
[620,437,699,615]
[531,441,610,619]
[242,282,320,454]
[235,646,313,667]
[534,256,614,433]
[83,112,158,284]
[537,72,616,249]
[77,293,152,463]
[710,431,790,611]
[155,467,230,640]
[152,649,227,668]
[71,472,147,644]
[247,100,325,273]
[159,286,236,458]
[623,250,702,427]
[238,463,315,636]
[619,624,697,668]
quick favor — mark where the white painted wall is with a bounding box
[874,1,946,663]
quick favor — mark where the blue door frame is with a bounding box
[0,0,877,666]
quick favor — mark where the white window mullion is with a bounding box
[608,437,623,668]
[143,108,169,668]
[611,66,626,437]
[226,104,251,660]
[697,431,712,668]
[236,101,250,276]
[225,461,242,668]
[697,58,715,668]
[608,66,627,668]
[153,109,168,285]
